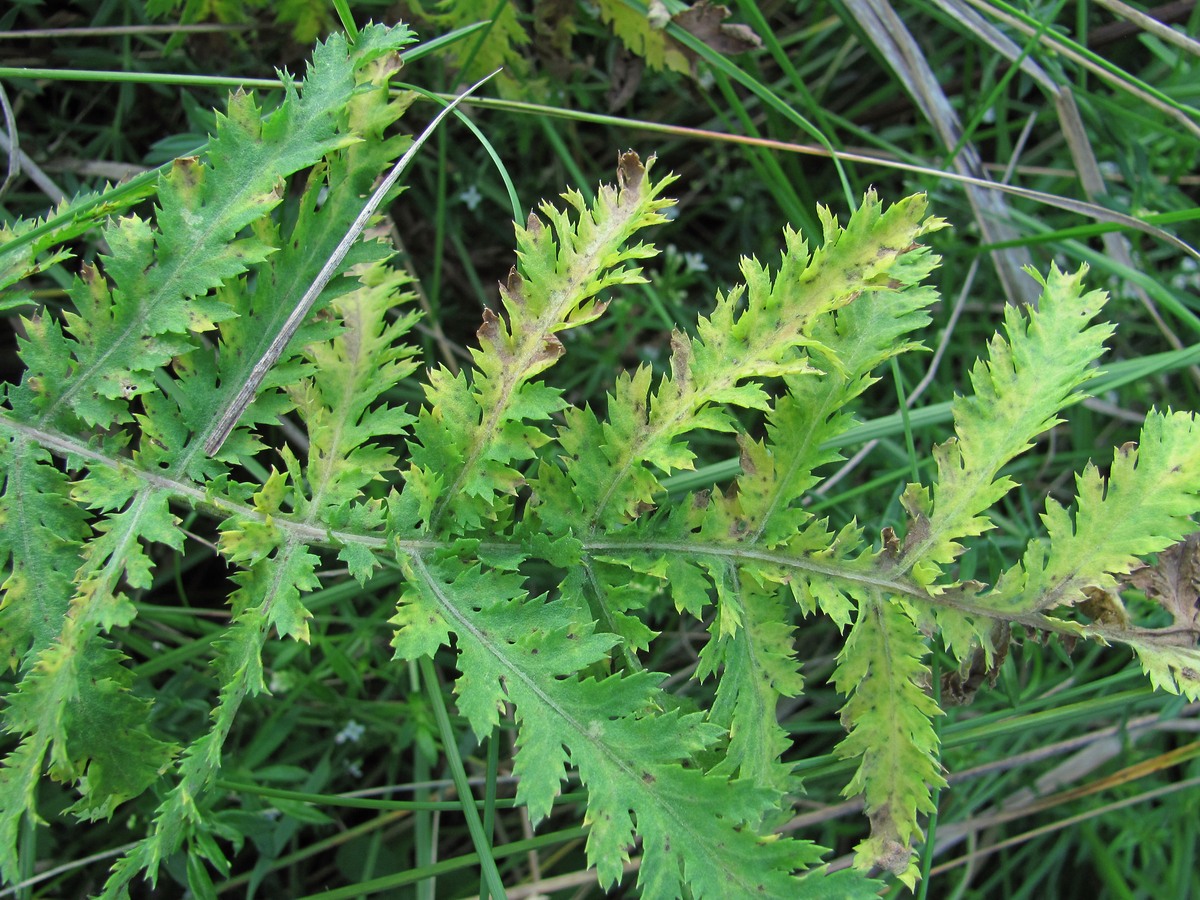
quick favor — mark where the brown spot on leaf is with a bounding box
[172,156,202,188]
[880,526,901,562]
[669,330,691,388]
[1078,587,1132,629]
[900,512,931,558]
[738,438,757,476]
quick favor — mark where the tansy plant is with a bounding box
[1,21,1199,900]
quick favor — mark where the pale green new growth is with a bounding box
[898,265,1113,590]
[407,150,675,536]
[2,22,1199,900]
[989,409,1200,700]
[834,598,945,887]
[993,409,1200,614]
[536,192,946,536]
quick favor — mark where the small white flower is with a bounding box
[335,719,365,745]
[346,759,363,778]
[1171,256,1199,290]
[727,195,744,211]
[268,671,292,694]
[683,252,708,273]
[1170,270,1200,291]
[459,184,483,211]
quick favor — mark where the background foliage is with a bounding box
[1,1,1198,897]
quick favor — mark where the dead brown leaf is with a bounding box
[1129,532,1200,642]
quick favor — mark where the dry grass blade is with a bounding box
[962,0,1200,138]
[0,83,18,197]
[1055,89,1200,382]
[928,0,1057,91]
[1092,0,1200,57]
[842,0,1034,303]
[0,128,62,201]
[450,90,1200,261]
[930,773,1200,878]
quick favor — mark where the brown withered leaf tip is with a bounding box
[524,211,543,239]
[499,266,526,310]
[535,334,565,366]
[617,149,645,193]
[477,307,502,345]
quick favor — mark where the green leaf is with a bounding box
[0,24,424,894]
[736,259,939,547]
[899,264,1113,587]
[5,37,1200,896]
[993,410,1200,612]
[833,597,945,886]
[986,412,1200,700]
[102,542,311,896]
[700,583,804,796]
[0,441,91,669]
[551,190,945,532]
[426,0,533,84]
[394,553,835,898]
